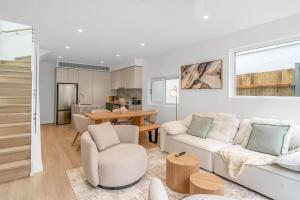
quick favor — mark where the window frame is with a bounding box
[229,36,300,99]
[150,75,179,105]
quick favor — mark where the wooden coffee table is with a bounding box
[166,153,200,194]
[189,172,224,195]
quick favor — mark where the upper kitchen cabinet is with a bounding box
[122,66,143,88]
[92,71,105,105]
[78,70,93,104]
[111,66,143,89]
[56,68,79,83]
[56,68,68,83]
[68,68,79,83]
[111,70,122,89]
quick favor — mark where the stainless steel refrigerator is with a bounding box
[56,83,78,125]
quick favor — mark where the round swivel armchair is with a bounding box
[81,124,147,189]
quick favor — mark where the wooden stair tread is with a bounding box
[0,75,31,79]
[0,104,31,107]
[0,88,31,90]
[0,133,31,140]
[0,145,30,154]
[0,63,31,68]
[0,69,31,73]
[0,112,31,115]
[0,160,30,171]
[0,122,31,128]
[0,96,31,99]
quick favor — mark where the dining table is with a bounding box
[85,110,155,126]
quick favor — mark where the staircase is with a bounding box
[0,56,31,183]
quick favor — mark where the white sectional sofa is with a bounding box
[160,113,300,200]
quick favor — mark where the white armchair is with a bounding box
[81,125,147,188]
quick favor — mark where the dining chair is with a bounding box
[72,114,94,150]
[144,109,159,125]
[91,109,111,113]
[112,108,132,125]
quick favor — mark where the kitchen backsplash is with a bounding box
[117,88,142,102]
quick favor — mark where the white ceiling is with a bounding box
[0,0,300,67]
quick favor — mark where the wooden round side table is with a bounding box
[166,153,200,194]
[189,172,224,195]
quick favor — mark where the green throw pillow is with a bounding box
[246,123,290,156]
[187,115,213,138]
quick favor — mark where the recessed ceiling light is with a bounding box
[116,54,120,57]
[77,29,84,33]
[100,61,104,64]
[65,46,70,49]
[140,43,145,47]
[203,15,209,20]
[58,56,63,59]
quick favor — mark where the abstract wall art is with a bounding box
[181,59,222,89]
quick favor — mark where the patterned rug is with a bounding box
[66,149,270,200]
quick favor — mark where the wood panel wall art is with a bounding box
[181,60,222,89]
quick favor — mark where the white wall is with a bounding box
[143,13,300,124]
[0,30,32,60]
[39,61,56,124]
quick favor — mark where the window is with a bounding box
[234,40,300,97]
[151,77,179,104]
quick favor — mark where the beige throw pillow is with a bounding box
[207,113,240,143]
[88,122,120,151]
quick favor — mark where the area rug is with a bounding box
[66,149,270,200]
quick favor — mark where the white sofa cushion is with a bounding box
[289,125,300,151]
[171,134,231,152]
[274,149,300,172]
[161,121,188,135]
[88,122,120,151]
[234,119,251,145]
[182,112,214,128]
[241,118,296,154]
[207,113,240,143]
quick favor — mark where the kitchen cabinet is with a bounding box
[56,68,68,83]
[92,71,105,105]
[56,68,79,83]
[78,70,93,104]
[111,66,143,89]
[111,70,122,89]
[68,68,79,83]
[122,66,143,88]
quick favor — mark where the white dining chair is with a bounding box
[112,108,132,125]
[72,114,94,150]
[91,109,111,113]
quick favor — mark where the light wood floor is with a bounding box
[0,124,159,200]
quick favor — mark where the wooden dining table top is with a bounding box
[85,110,154,121]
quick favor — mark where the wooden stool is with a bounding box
[189,172,224,195]
[139,124,160,143]
[166,153,200,194]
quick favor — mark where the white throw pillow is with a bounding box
[181,112,214,128]
[207,113,240,143]
[234,119,251,145]
[241,118,296,155]
[289,125,300,151]
[274,149,300,171]
[162,121,188,135]
[88,122,120,151]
